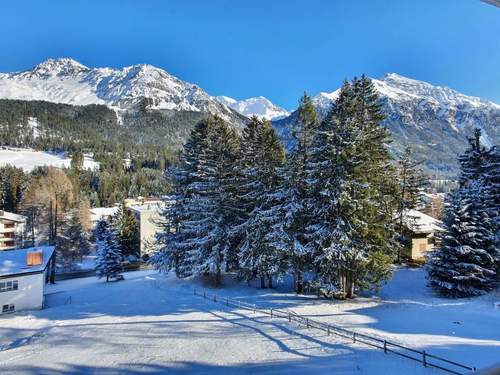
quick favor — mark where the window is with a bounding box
[2,304,15,314]
[4,223,15,228]
[0,280,18,292]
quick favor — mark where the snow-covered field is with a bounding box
[0,147,99,171]
[0,268,498,374]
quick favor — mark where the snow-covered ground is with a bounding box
[0,268,498,374]
[0,147,99,171]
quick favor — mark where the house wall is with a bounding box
[133,210,163,255]
[0,273,45,314]
[410,236,434,260]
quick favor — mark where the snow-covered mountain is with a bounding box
[215,95,290,120]
[274,73,500,175]
[0,58,241,121]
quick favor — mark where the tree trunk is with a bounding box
[260,276,266,289]
[295,271,303,294]
[215,268,222,287]
[268,275,273,289]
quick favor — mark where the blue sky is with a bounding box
[0,0,499,110]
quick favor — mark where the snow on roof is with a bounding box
[129,202,164,213]
[403,209,443,234]
[89,206,119,222]
[0,210,27,223]
[0,246,55,278]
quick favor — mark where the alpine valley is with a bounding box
[0,58,498,175]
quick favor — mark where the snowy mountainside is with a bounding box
[216,95,290,120]
[274,73,500,175]
[0,58,242,122]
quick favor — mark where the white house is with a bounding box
[0,210,27,251]
[129,199,166,255]
[0,246,56,314]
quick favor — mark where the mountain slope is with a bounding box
[274,73,500,175]
[0,58,242,122]
[215,95,290,120]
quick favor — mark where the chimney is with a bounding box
[27,249,43,266]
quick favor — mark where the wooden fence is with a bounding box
[193,288,476,375]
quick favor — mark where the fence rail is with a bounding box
[193,287,476,375]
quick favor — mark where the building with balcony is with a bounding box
[0,210,27,251]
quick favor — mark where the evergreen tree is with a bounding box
[95,219,123,282]
[237,117,285,288]
[151,117,240,286]
[67,209,91,262]
[395,145,429,262]
[114,201,140,257]
[458,129,490,187]
[427,183,496,297]
[307,77,398,298]
[483,146,500,272]
[281,93,318,293]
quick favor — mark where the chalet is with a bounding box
[0,246,56,314]
[0,210,27,251]
[402,209,443,261]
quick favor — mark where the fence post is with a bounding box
[306,318,309,328]
[422,350,427,367]
[194,288,196,295]
[288,312,291,322]
[270,308,273,318]
[226,297,229,306]
[327,326,330,336]
[384,340,387,353]
[254,304,256,313]
[353,332,356,343]
[214,295,217,302]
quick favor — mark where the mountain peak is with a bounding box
[31,58,89,77]
[215,95,289,120]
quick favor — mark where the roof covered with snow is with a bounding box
[403,209,443,234]
[0,210,27,223]
[89,206,119,223]
[0,246,55,278]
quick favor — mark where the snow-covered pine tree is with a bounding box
[95,219,123,282]
[458,128,490,188]
[427,182,496,297]
[150,120,213,277]
[483,146,500,272]
[280,93,318,293]
[307,77,398,298]
[395,145,429,262]
[237,117,285,288]
[151,117,240,286]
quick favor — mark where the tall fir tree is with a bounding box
[114,201,140,258]
[427,183,496,297]
[483,146,500,272]
[237,117,285,288]
[151,117,240,286]
[55,209,91,270]
[151,120,212,277]
[428,129,499,297]
[281,92,318,293]
[306,77,398,298]
[95,219,123,282]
